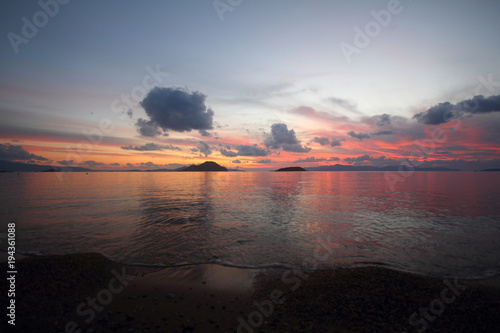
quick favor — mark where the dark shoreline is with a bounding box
[1,252,500,332]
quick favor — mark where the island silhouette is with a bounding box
[181,161,228,172]
[275,166,306,172]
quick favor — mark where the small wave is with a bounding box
[124,258,295,270]
[6,250,500,280]
[18,250,43,256]
[0,249,43,257]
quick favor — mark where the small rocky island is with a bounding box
[182,161,228,172]
[275,166,306,172]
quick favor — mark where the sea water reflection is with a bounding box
[0,171,499,278]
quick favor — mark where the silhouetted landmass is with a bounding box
[275,166,306,172]
[0,160,92,172]
[1,160,468,173]
[306,164,461,172]
[146,168,184,172]
[480,168,500,172]
[181,161,227,172]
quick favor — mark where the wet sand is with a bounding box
[1,253,499,332]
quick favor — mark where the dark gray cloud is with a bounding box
[371,130,396,135]
[329,138,344,147]
[264,123,311,153]
[137,87,214,137]
[0,144,48,161]
[413,94,500,125]
[121,142,181,151]
[135,119,163,137]
[110,163,120,166]
[293,156,340,163]
[57,160,76,166]
[197,141,212,157]
[255,159,272,164]
[236,145,267,156]
[220,144,269,157]
[312,137,330,146]
[343,155,371,163]
[344,155,399,166]
[293,157,326,163]
[309,136,344,147]
[56,160,105,167]
[232,159,241,164]
[347,131,371,141]
[83,160,104,167]
[199,129,212,137]
[219,149,238,157]
[374,114,391,126]
[236,145,268,156]
[141,161,160,168]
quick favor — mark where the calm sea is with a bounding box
[1,171,499,279]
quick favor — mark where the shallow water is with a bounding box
[1,171,499,279]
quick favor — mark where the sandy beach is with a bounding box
[1,253,499,332]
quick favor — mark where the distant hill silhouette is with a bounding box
[275,166,306,172]
[0,160,92,172]
[305,164,460,172]
[181,161,227,172]
[479,168,500,172]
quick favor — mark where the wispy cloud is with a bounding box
[293,156,339,163]
[312,137,344,147]
[121,142,181,151]
[347,131,371,141]
[197,141,212,157]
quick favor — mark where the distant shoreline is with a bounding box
[2,159,500,172]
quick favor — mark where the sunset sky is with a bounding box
[1,0,499,170]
